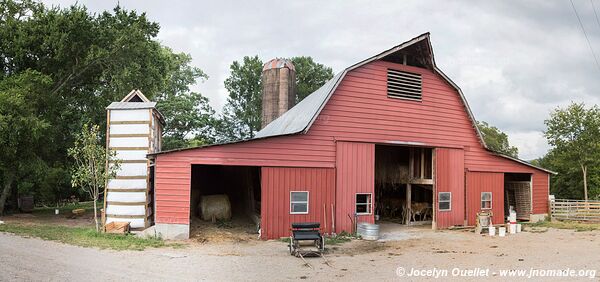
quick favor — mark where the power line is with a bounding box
[570,0,600,73]
[592,0,600,30]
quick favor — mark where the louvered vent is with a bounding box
[387,69,422,100]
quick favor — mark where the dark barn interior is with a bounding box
[190,165,261,238]
[375,145,433,225]
[504,173,532,221]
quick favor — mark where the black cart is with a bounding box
[289,222,325,256]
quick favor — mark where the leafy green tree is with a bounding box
[68,124,120,231]
[290,56,334,103]
[544,102,600,201]
[156,50,216,150]
[477,121,519,158]
[219,55,264,141]
[0,1,216,205]
[0,70,50,215]
[218,56,334,141]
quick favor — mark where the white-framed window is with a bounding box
[355,193,373,215]
[290,191,309,214]
[481,192,492,210]
[438,192,451,211]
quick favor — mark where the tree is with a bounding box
[217,56,334,142]
[290,56,334,103]
[156,50,216,150]
[477,121,519,158]
[68,124,120,231]
[218,56,264,141]
[0,70,50,215]
[0,1,216,205]
[544,102,600,201]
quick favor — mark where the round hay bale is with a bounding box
[198,194,232,221]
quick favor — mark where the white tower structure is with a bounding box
[103,90,164,230]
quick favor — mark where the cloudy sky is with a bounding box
[41,0,600,159]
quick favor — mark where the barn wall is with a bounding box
[335,141,375,234]
[305,60,549,219]
[466,172,505,225]
[153,58,551,235]
[261,167,335,239]
[154,158,191,225]
[153,133,336,226]
[532,172,549,214]
[435,148,465,228]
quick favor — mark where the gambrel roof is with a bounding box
[256,33,486,148]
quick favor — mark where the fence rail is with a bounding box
[551,199,600,222]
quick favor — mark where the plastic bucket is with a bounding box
[488,226,496,236]
[510,224,517,234]
[499,227,506,237]
[516,224,522,233]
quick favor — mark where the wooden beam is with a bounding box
[114,175,147,180]
[109,147,149,151]
[107,188,147,193]
[405,183,412,225]
[110,120,151,125]
[109,160,147,164]
[110,133,149,138]
[107,201,147,206]
[410,179,434,185]
[105,214,145,219]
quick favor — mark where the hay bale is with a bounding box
[199,194,232,221]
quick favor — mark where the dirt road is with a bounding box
[1,228,599,281]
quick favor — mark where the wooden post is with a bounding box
[406,184,412,225]
[431,149,437,230]
[407,148,414,225]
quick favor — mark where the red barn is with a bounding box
[149,33,553,240]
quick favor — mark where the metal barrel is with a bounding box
[357,222,379,240]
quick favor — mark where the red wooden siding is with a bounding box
[154,158,190,225]
[335,141,375,234]
[435,148,465,228]
[156,134,336,169]
[466,172,504,225]
[532,173,549,214]
[261,167,335,239]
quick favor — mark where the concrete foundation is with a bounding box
[149,223,190,240]
[529,213,548,223]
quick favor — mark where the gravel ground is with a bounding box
[1,227,599,281]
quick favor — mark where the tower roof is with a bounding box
[263,58,295,71]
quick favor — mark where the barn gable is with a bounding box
[256,33,486,150]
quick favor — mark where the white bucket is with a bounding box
[516,224,522,233]
[510,224,517,234]
[488,226,496,236]
[499,227,506,237]
[55,209,59,215]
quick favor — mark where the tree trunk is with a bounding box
[582,164,589,201]
[0,174,14,216]
[93,199,99,232]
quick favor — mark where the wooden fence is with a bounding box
[551,199,600,222]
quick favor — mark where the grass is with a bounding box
[32,201,97,216]
[528,220,600,232]
[0,222,182,251]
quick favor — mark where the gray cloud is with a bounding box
[41,0,600,159]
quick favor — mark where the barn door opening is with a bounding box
[190,165,261,242]
[504,173,532,221]
[375,145,433,230]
